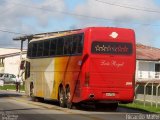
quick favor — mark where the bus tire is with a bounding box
[58,87,66,108]
[66,86,72,109]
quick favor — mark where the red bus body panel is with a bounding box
[71,27,136,103]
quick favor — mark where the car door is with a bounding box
[4,74,10,84]
[9,74,16,84]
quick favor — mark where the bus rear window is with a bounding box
[91,41,132,55]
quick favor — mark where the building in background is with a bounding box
[0,48,26,76]
[136,44,160,81]
[135,44,160,107]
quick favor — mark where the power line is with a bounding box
[0,29,26,35]
[4,1,160,27]
[94,0,160,14]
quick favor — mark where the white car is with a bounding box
[0,80,4,86]
[0,73,17,84]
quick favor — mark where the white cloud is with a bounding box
[0,0,66,48]
[0,0,160,48]
[73,0,160,47]
[75,0,160,22]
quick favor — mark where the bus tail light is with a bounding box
[85,72,90,86]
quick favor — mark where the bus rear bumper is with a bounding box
[78,87,134,103]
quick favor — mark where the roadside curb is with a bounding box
[6,89,25,93]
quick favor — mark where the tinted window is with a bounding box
[32,43,38,57]
[50,38,57,56]
[64,36,72,55]
[91,42,132,55]
[27,43,32,57]
[12,75,16,78]
[77,35,83,54]
[4,74,8,77]
[71,34,83,54]
[43,40,50,56]
[71,35,78,54]
[27,33,83,58]
[56,38,64,55]
[37,42,43,57]
[0,74,4,77]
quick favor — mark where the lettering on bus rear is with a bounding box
[91,42,132,55]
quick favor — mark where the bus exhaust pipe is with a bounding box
[89,94,94,99]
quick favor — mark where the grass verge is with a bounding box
[0,84,25,91]
[119,101,160,113]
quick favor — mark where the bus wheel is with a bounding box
[59,87,66,107]
[66,87,72,109]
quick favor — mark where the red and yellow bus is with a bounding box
[25,27,136,110]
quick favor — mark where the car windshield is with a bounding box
[12,75,16,78]
[0,74,4,77]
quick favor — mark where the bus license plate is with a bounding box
[106,93,115,96]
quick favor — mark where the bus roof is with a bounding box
[13,27,134,42]
[13,29,81,42]
[30,30,81,42]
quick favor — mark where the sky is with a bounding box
[0,0,160,49]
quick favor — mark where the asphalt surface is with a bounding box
[0,90,155,120]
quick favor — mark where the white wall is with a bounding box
[4,55,26,76]
[0,67,4,73]
[138,61,155,72]
[136,60,160,80]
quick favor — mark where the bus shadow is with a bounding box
[37,99,149,113]
[74,105,149,113]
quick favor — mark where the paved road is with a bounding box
[0,90,152,120]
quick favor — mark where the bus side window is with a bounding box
[50,38,57,56]
[56,37,64,56]
[64,36,72,55]
[71,35,78,54]
[37,42,43,57]
[77,34,83,54]
[32,43,38,57]
[27,43,32,57]
[25,61,30,79]
[43,40,50,57]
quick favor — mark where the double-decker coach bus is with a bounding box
[25,27,136,110]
